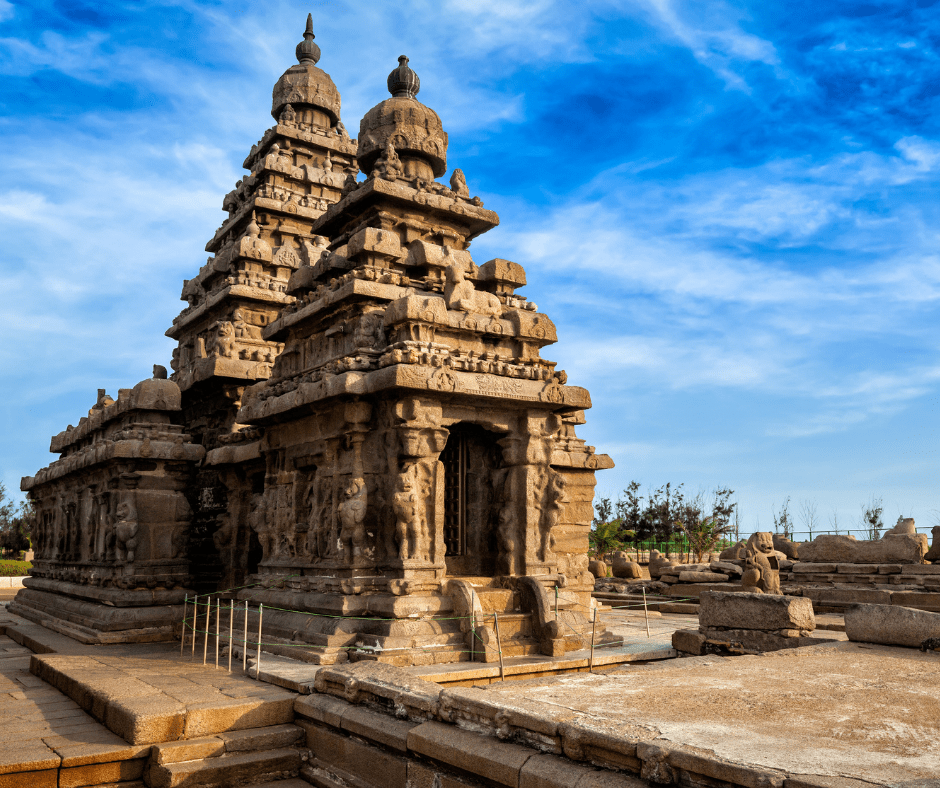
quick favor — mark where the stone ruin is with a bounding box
[15,18,619,665]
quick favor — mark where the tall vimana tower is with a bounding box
[17,17,617,666]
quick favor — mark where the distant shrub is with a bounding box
[0,560,31,577]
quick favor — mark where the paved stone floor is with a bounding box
[0,629,149,781]
[482,639,940,784]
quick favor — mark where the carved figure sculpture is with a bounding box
[719,540,746,560]
[339,477,368,565]
[279,103,297,124]
[883,517,917,538]
[611,551,643,579]
[539,470,565,562]
[114,500,139,564]
[589,559,607,579]
[925,526,940,564]
[233,309,264,340]
[213,322,237,358]
[740,531,780,594]
[373,140,404,181]
[496,473,517,575]
[772,533,799,560]
[449,168,469,198]
[353,311,386,350]
[393,465,426,561]
[443,262,501,317]
[248,494,271,561]
[648,549,676,578]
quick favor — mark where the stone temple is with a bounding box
[15,17,616,666]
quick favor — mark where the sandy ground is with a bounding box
[482,640,940,783]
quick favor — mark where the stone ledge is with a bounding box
[29,653,295,745]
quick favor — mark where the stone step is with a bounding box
[146,746,302,788]
[152,724,304,765]
[474,587,516,613]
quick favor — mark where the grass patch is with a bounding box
[0,560,31,577]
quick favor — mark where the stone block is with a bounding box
[877,565,902,574]
[836,564,880,574]
[0,770,57,788]
[845,603,940,648]
[802,588,891,607]
[699,591,815,632]
[709,561,743,576]
[519,753,592,788]
[678,571,729,583]
[152,737,224,765]
[653,741,787,788]
[785,776,883,788]
[408,721,533,787]
[701,628,827,653]
[889,591,940,609]
[59,757,146,788]
[307,723,407,787]
[671,629,706,655]
[792,562,838,574]
[347,227,401,259]
[340,705,417,753]
[900,564,940,575]
[104,696,185,745]
[182,696,295,739]
[406,760,486,788]
[557,719,646,772]
[576,772,647,788]
[219,723,303,752]
[294,694,349,729]
[799,534,927,564]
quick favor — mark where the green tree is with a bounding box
[861,497,884,540]
[0,483,32,557]
[588,520,624,559]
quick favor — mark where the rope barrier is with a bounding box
[178,579,701,679]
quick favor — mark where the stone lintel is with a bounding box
[238,365,590,425]
[167,284,292,339]
[312,176,500,242]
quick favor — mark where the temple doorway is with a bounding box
[440,423,502,576]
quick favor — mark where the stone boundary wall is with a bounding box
[0,576,27,588]
[295,660,866,788]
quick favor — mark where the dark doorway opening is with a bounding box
[440,423,502,576]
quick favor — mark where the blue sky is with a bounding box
[2,0,939,538]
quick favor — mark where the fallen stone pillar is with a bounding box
[844,603,940,649]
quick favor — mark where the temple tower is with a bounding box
[165,17,358,591]
[234,56,615,665]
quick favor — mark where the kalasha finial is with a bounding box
[296,13,321,65]
[387,55,420,99]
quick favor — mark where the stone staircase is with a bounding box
[144,722,308,788]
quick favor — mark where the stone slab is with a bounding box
[799,534,927,564]
[699,591,815,632]
[845,603,940,648]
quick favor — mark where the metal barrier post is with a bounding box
[202,597,209,665]
[255,603,263,680]
[214,598,220,669]
[243,601,248,672]
[190,595,197,659]
[181,595,187,657]
[589,607,597,673]
[493,612,505,682]
[228,600,233,673]
[642,588,651,639]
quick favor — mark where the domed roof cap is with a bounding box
[271,15,341,124]
[387,56,420,99]
[358,55,448,178]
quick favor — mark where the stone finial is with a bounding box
[387,55,420,99]
[296,13,321,65]
[153,364,168,380]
